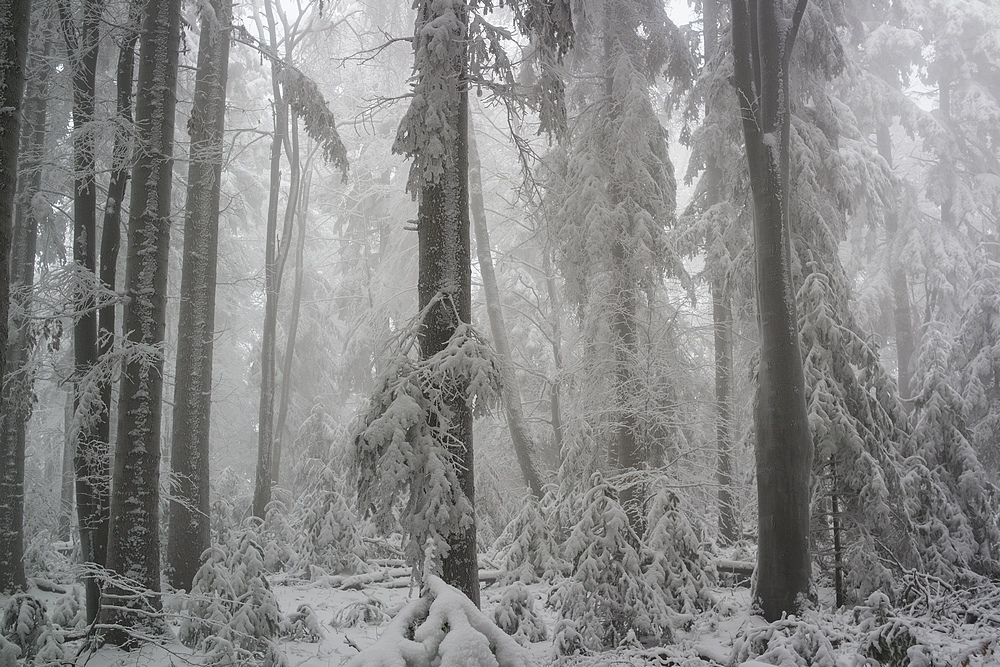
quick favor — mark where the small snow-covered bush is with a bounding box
[552,619,586,658]
[295,469,366,576]
[493,583,546,644]
[855,592,919,667]
[50,589,85,629]
[180,531,285,665]
[281,604,324,642]
[330,596,389,628]
[644,488,717,618]
[0,636,19,667]
[346,575,532,667]
[495,492,564,584]
[731,616,838,667]
[0,594,65,663]
[549,474,672,650]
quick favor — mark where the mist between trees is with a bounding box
[0,0,998,664]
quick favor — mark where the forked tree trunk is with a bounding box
[101,0,181,644]
[731,0,814,620]
[168,0,231,592]
[273,152,313,485]
[468,120,543,499]
[0,11,40,593]
[96,0,139,472]
[58,0,108,622]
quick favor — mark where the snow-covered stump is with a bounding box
[347,575,533,667]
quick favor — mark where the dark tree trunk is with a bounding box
[830,457,844,608]
[168,0,231,592]
[875,124,915,402]
[101,0,181,643]
[468,120,544,499]
[59,389,75,541]
[59,0,108,622]
[542,247,565,454]
[253,0,288,517]
[96,0,139,471]
[0,8,39,592]
[730,0,814,620]
[413,63,478,606]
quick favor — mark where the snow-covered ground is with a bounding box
[4,566,999,667]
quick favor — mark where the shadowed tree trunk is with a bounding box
[0,7,39,592]
[101,0,181,644]
[58,0,108,622]
[59,389,75,541]
[730,0,814,620]
[168,0,231,592]
[96,0,139,480]
[703,0,738,546]
[468,119,544,499]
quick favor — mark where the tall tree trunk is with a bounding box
[59,0,108,623]
[101,0,181,643]
[875,124,915,402]
[542,246,564,453]
[703,0,738,545]
[273,150,312,486]
[252,0,288,517]
[168,0,231,592]
[731,0,814,620]
[468,119,543,499]
[830,456,844,608]
[96,0,139,473]
[0,11,40,593]
[270,114,303,486]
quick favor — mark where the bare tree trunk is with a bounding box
[168,0,231,592]
[876,124,914,402]
[101,0,181,643]
[702,0,738,545]
[253,0,288,517]
[731,0,814,620]
[542,247,564,453]
[467,120,543,498]
[59,0,108,622]
[273,150,312,486]
[0,8,39,592]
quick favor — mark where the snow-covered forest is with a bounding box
[0,0,999,663]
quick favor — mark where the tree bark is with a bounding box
[59,388,75,541]
[273,150,312,486]
[703,0,738,545]
[101,0,181,643]
[730,0,814,620]
[58,0,109,622]
[0,7,39,592]
[467,119,544,499]
[168,0,231,592]
[875,124,915,402]
[95,0,139,477]
[253,0,288,517]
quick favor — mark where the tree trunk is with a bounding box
[542,246,564,453]
[168,0,231,592]
[252,0,288,517]
[467,119,543,499]
[60,388,75,542]
[830,457,844,608]
[703,0,739,546]
[273,150,312,486]
[101,0,181,643]
[270,115,304,486]
[875,124,915,402]
[730,0,814,620]
[58,0,109,622]
[0,9,39,592]
[96,0,139,475]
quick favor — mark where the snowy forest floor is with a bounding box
[6,561,1000,667]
